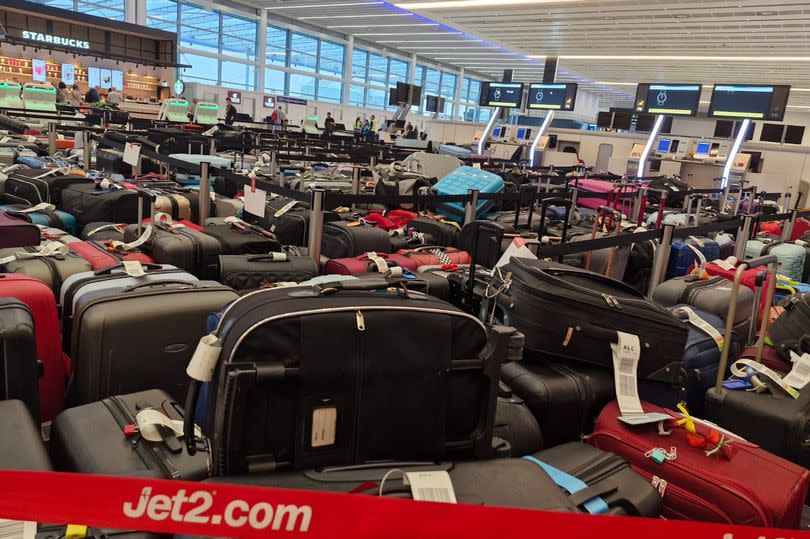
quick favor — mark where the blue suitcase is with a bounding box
[434,166,504,223]
[666,236,721,279]
[0,204,78,236]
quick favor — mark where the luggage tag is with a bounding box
[674,306,725,351]
[272,200,298,219]
[613,331,672,426]
[781,351,810,390]
[403,471,457,504]
[730,359,800,398]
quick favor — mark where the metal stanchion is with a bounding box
[632,187,647,226]
[370,156,377,170]
[734,215,755,260]
[648,223,675,299]
[464,189,480,226]
[782,209,799,241]
[48,122,57,156]
[198,161,211,225]
[82,130,92,171]
[209,139,216,155]
[351,165,361,195]
[720,184,731,214]
[307,189,325,266]
[133,156,142,177]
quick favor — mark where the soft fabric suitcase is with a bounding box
[0,241,93,297]
[60,183,142,226]
[212,193,244,218]
[95,148,130,175]
[243,197,339,247]
[0,400,52,471]
[50,389,209,479]
[645,176,690,208]
[715,232,736,259]
[0,204,78,236]
[589,400,809,528]
[219,253,319,291]
[123,216,223,280]
[531,442,663,517]
[666,237,721,279]
[0,209,39,247]
[0,274,68,421]
[67,281,237,406]
[202,217,281,255]
[397,246,472,267]
[500,358,614,449]
[498,259,688,385]
[322,252,418,275]
[408,215,461,247]
[493,385,543,457]
[184,284,512,475]
[321,221,392,259]
[434,166,504,222]
[767,292,810,359]
[67,240,154,271]
[1,169,90,206]
[80,222,128,241]
[0,298,40,420]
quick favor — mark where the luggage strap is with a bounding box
[521,456,609,515]
[0,241,68,264]
[11,202,56,213]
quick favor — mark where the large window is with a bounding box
[179,3,219,54]
[179,52,218,85]
[266,25,287,67]
[146,0,177,31]
[350,47,410,109]
[290,33,318,72]
[28,0,125,20]
[319,40,345,78]
[222,14,257,61]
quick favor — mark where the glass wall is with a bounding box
[349,47,410,110]
[27,0,125,20]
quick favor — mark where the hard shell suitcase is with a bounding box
[67,280,237,406]
[0,298,40,419]
[0,204,78,236]
[589,400,810,528]
[218,253,319,291]
[0,209,39,247]
[498,259,688,385]
[321,221,392,259]
[322,252,418,276]
[666,237,721,279]
[401,152,462,180]
[0,241,93,298]
[202,217,281,255]
[183,283,512,475]
[531,442,663,518]
[434,166,504,222]
[50,389,209,479]
[745,238,806,281]
[0,274,68,421]
[768,292,810,358]
[0,400,52,470]
[60,183,142,226]
[500,358,614,448]
[493,384,543,457]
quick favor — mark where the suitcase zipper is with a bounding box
[354,310,365,462]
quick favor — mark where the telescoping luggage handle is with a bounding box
[713,255,780,394]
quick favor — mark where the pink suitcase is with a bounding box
[323,252,419,275]
[569,178,640,215]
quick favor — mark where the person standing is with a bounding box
[224,97,237,125]
[85,85,101,103]
[354,116,362,142]
[324,112,335,135]
[70,84,83,104]
[56,82,69,103]
[106,86,123,106]
[275,106,288,128]
[367,115,378,143]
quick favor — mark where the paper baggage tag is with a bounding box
[782,352,810,389]
[0,136,8,143]
[17,202,56,213]
[244,184,267,218]
[611,331,644,417]
[273,200,299,218]
[311,407,337,448]
[404,471,457,504]
[797,240,807,247]
[730,359,800,398]
[122,261,146,278]
[186,334,222,382]
[674,306,724,350]
[0,519,35,539]
[715,257,736,271]
[496,236,537,268]
[123,142,141,166]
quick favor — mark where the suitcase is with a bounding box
[67,240,155,271]
[154,192,192,221]
[568,179,638,214]
[767,292,810,359]
[321,221,392,259]
[739,344,791,374]
[212,193,244,218]
[0,209,39,247]
[243,197,338,247]
[493,386,543,457]
[499,259,688,385]
[0,240,93,297]
[434,166,504,222]
[396,246,472,268]
[0,298,40,420]
[322,252,418,276]
[60,264,199,354]
[401,152,462,180]
[0,274,68,421]
[531,442,663,517]
[96,148,130,175]
[202,217,281,255]
[500,358,615,448]
[67,280,237,406]
[363,209,418,231]
[183,283,512,475]
[50,389,210,480]
[714,232,736,259]
[589,400,809,527]
[60,183,143,226]
[645,176,690,208]
[123,216,223,280]
[408,215,461,247]
[745,238,807,282]
[0,169,90,206]
[0,400,52,471]
[0,204,78,236]
[219,253,319,291]
[666,236,721,279]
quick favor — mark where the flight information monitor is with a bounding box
[526,82,577,111]
[480,82,524,108]
[634,83,702,116]
[709,84,791,121]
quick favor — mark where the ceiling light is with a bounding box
[394,0,579,8]
[272,1,383,8]
[376,39,483,43]
[328,23,438,28]
[300,14,412,19]
[354,32,452,36]
[531,55,810,62]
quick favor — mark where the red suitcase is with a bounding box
[322,252,419,275]
[791,217,810,241]
[67,240,154,270]
[0,274,68,421]
[397,246,472,267]
[588,400,809,528]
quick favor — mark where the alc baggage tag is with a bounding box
[613,332,672,426]
[674,306,725,350]
[186,334,222,382]
[781,351,810,390]
[403,471,457,504]
[730,359,800,398]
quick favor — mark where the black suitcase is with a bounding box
[204,458,581,512]
[321,220,392,259]
[645,176,691,208]
[147,128,208,155]
[409,215,460,247]
[530,442,663,517]
[0,241,93,297]
[203,217,281,255]
[219,252,319,291]
[124,219,223,280]
[0,400,51,470]
[500,358,614,448]
[0,298,40,420]
[184,281,512,475]
[60,183,143,226]
[1,169,91,206]
[499,259,688,385]
[768,292,810,358]
[494,383,543,457]
[50,390,210,479]
[96,148,131,175]
[243,197,339,247]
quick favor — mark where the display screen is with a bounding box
[695,142,711,156]
[516,127,526,139]
[785,125,805,145]
[714,120,734,138]
[112,70,124,90]
[709,84,791,121]
[263,95,275,108]
[634,114,656,132]
[760,123,784,143]
[480,82,524,108]
[596,111,612,128]
[425,95,440,113]
[32,59,46,83]
[61,64,75,86]
[88,67,122,89]
[611,112,632,130]
[635,83,702,116]
[227,90,242,104]
[492,126,503,138]
[657,139,672,153]
[390,83,422,106]
[526,82,577,111]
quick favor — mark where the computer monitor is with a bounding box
[714,120,734,138]
[657,138,672,154]
[634,114,656,132]
[516,127,526,140]
[694,141,711,158]
[596,111,613,128]
[760,123,784,143]
[611,112,632,130]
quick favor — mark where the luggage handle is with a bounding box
[319,278,409,293]
[713,255,780,393]
[247,253,288,262]
[93,262,164,275]
[120,280,201,292]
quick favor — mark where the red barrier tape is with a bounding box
[0,471,807,539]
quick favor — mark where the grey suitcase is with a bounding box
[0,400,52,471]
[67,280,237,406]
[124,219,223,280]
[0,239,93,297]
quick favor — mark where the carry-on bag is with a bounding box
[493,383,543,457]
[50,389,209,479]
[0,203,77,236]
[0,298,40,420]
[645,176,690,208]
[397,246,472,267]
[67,280,237,406]
[667,236,721,279]
[745,238,806,281]
[60,182,142,226]
[202,217,281,255]
[408,214,461,247]
[219,252,319,291]
[242,197,339,247]
[0,400,52,471]
[434,166,504,223]
[589,400,809,527]
[497,259,688,384]
[321,220,392,259]
[183,282,513,475]
[0,169,89,206]
[0,208,39,247]
[0,240,93,297]
[322,252,418,276]
[768,292,810,358]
